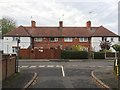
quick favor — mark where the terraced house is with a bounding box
[2,20,119,54]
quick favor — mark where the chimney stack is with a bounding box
[59,21,63,29]
[86,21,91,30]
[31,20,36,28]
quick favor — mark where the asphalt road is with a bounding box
[19,60,114,89]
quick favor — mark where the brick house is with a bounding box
[2,20,119,54]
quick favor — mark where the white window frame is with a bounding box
[49,37,58,42]
[34,38,43,42]
[64,37,73,42]
[102,37,107,41]
[12,47,17,53]
[79,37,88,42]
[111,37,114,42]
[13,37,20,41]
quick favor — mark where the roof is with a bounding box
[4,26,31,37]
[91,26,118,37]
[4,25,119,37]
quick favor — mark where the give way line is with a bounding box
[61,65,65,77]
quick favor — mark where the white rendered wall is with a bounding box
[0,39,3,51]
[3,37,31,54]
[91,37,119,52]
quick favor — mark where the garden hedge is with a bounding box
[93,52,105,59]
[61,50,88,59]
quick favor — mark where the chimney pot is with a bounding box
[86,21,91,29]
[31,20,36,28]
[59,21,63,28]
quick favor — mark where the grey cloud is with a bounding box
[0,0,118,34]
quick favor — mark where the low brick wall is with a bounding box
[2,54,16,81]
[19,49,30,59]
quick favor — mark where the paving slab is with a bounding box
[2,72,35,89]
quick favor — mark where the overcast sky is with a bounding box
[0,0,119,34]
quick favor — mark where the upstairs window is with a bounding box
[102,37,107,41]
[64,38,73,42]
[111,37,114,42]
[34,38,43,42]
[13,37,20,41]
[79,37,88,42]
[49,37,58,42]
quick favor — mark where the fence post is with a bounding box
[105,51,106,59]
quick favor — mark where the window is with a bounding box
[111,37,113,42]
[64,38,72,42]
[102,37,107,41]
[49,37,58,42]
[79,38,88,42]
[12,47,17,53]
[34,38,43,42]
[13,37,20,41]
[64,38,73,42]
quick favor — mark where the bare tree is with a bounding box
[100,41,111,51]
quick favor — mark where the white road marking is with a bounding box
[38,65,45,67]
[61,66,65,77]
[90,66,96,67]
[47,65,54,67]
[56,65,61,67]
[29,66,37,68]
[98,66,103,68]
[72,65,78,67]
[21,66,28,68]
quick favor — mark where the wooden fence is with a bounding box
[1,54,16,81]
[19,48,61,59]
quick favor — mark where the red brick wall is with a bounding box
[19,49,30,59]
[34,38,91,51]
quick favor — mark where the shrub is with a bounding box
[71,45,87,51]
[61,50,88,59]
[112,44,120,52]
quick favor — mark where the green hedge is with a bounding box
[61,50,88,59]
[93,52,105,59]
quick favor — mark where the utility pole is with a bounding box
[118,51,120,90]
[16,37,20,73]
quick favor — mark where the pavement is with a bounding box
[92,69,119,90]
[19,59,115,62]
[2,72,37,89]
